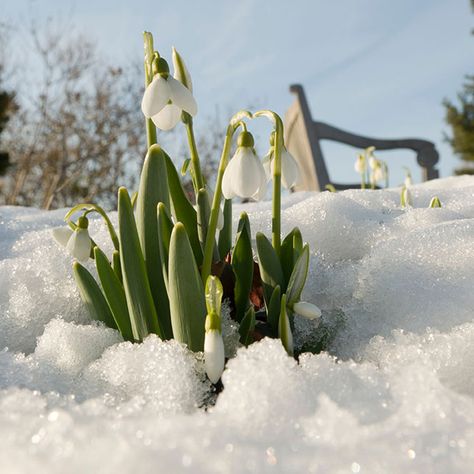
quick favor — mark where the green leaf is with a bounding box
[292,228,303,263]
[197,188,220,262]
[168,222,206,351]
[118,187,162,341]
[256,232,285,302]
[218,198,232,260]
[267,285,281,333]
[163,150,203,265]
[286,244,309,306]
[135,144,172,339]
[239,306,255,346]
[205,275,223,320]
[278,294,293,356]
[94,247,133,341]
[181,158,191,176]
[231,212,253,323]
[112,250,122,283]
[157,202,174,292]
[73,261,117,330]
[280,228,297,286]
[196,188,210,248]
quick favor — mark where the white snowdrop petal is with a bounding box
[233,149,262,198]
[168,77,197,116]
[52,227,73,248]
[204,330,225,384]
[354,158,365,174]
[141,75,171,117]
[262,151,273,181]
[151,104,182,130]
[222,158,238,199]
[279,149,299,189]
[66,229,91,262]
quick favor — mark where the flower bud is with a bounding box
[204,328,225,384]
[293,301,321,320]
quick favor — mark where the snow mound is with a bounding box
[1,176,474,472]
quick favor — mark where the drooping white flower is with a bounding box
[365,146,377,169]
[293,301,322,320]
[204,329,225,384]
[141,56,197,131]
[354,154,366,174]
[222,132,267,200]
[262,147,299,189]
[52,218,92,262]
[370,160,385,185]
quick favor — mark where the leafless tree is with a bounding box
[2,19,145,209]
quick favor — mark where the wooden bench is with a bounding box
[284,84,440,191]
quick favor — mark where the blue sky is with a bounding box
[3,0,473,185]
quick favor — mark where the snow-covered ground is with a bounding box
[1,176,474,473]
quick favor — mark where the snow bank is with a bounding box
[1,176,474,473]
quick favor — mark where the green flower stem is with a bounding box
[361,172,366,190]
[201,124,235,283]
[65,204,119,251]
[183,115,205,193]
[254,110,284,254]
[143,32,157,148]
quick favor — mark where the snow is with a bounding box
[1,176,474,473]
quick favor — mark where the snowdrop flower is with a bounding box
[204,276,225,383]
[293,301,322,320]
[370,160,385,185]
[204,328,225,384]
[354,153,366,174]
[262,146,299,189]
[141,56,197,130]
[52,216,91,262]
[222,131,267,200]
[365,146,377,169]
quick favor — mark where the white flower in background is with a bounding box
[293,301,322,320]
[262,147,299,189]
[404,167,413,188]
[52,217,91,262]
[222,132,267,200]
[354,153,366,174]
[204,329,225,384]
[370,160,385,185]
[141,55,197,131]
[366,146,377,169]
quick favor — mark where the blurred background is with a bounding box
[0,0,473,209]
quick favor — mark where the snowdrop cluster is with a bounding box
[52,31,321,386]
